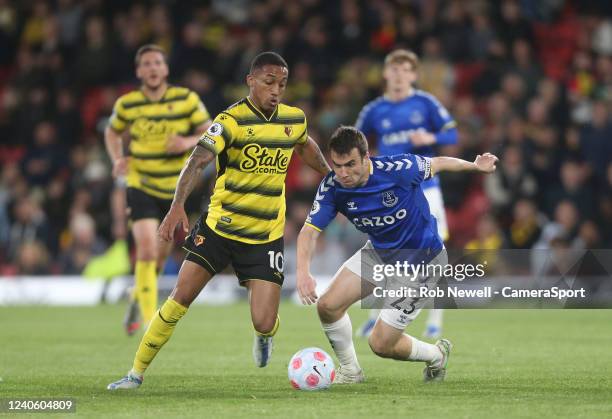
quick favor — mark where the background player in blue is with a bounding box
[355,49,458,339]
[296,126,497,383]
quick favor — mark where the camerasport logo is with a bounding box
[239,144,290,174]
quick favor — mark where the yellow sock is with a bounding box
[135,260,157,324]
[256,316,280,337]
[132,298,188,375]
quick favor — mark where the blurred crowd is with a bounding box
[0,0,611,277]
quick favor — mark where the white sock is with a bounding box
[368,309,381,320]
[322,314,361,372]
[408,335,442,367]
[426,309,444,327]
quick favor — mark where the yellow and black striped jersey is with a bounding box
[198,97,308,244]
[109,86,210,199]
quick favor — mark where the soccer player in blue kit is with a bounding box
[355,49,458,339]
[296,126,497,383]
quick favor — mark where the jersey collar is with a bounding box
[245,96,279,122]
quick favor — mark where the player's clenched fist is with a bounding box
[158,204,189,242]
[474,153,498,173]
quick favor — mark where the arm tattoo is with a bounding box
[297,137,331,176]
[172,146,215,206]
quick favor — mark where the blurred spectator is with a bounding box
[20,121,66,187]
[484,145,537,220]
[16,240,50,275]
[579,100,612,179]
[544,160,594,217]
[59,212,106,274]
[508,198,544,249]
[74,16,113,87]
[6,194,49,261]
[535,200,580,250]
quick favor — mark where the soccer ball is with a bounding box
[288,347,335,391]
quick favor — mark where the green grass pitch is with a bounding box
[1,303,611,418]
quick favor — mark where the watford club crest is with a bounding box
[195,235,205,246]
[284,126,293,137]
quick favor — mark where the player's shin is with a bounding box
[321,313,361,373]
[135,260,158,324]
[131,298,188,375]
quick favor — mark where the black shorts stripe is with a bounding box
[136,169,182,178]
[224,181,282,197]
[131,151,186,160]
[221,203,279,221]
[214,222,270,241]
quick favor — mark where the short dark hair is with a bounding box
[135,44,167,66]
[329,126,368,158]
[250,51,288,73]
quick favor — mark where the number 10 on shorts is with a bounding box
[268,251,284,272]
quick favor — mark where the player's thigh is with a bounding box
[183,215,232,277]
[170,259,214,307]
[246,280,281,333]
[131,218,160,260]
[317,267,362,316]
[319,240,377,315]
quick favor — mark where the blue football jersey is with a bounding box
[305,154,443,259]
[355,90,457,189]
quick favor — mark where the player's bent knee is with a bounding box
[252,317,277,335]
[316,295,342,321]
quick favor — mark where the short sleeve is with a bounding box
[108,99,128,132]
[392,154,432,186]
[295,114,308,145]
[304,175,338,232]
[355,102,374,136]
[188,91,211,126]
[197,113,236,155]
[425,95,456,132]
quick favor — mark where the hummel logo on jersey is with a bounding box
[374,159,412,171]
[382,191,398,207]
[347,201,358,210]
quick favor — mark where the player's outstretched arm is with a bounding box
[296,224,321,305]
[430,153,498,176]
[158,145,216,241]
[296,136,331,176]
